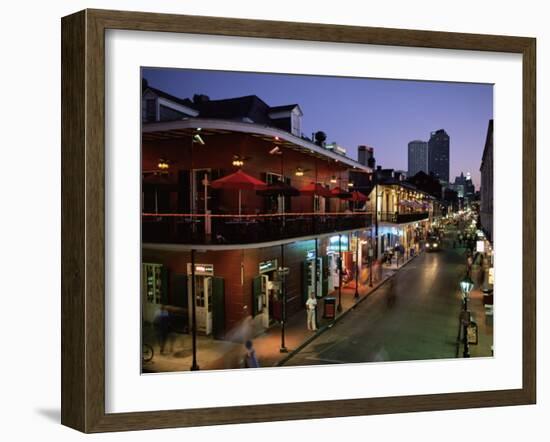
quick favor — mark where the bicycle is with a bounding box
[142,343,154,363]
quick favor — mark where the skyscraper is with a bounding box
[407,140,428,177]
[428,129,450,183]
[480,120,493,240]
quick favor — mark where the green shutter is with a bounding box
[322,255,329,297]
[161,266,169,305]
[171,273,188,333]
[172,274,187,308]
[252,276,262,317]
[212,277,225,340]
[301,261,309,304]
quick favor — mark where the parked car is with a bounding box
[425,236,440,252]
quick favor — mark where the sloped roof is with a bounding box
[144,86,301,126]
[145,86,195,108]
[192,95,272,124]
[269,104,301,114]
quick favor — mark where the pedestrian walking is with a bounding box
[466,255,473,276]
[306,292,318,331]
[243,339,260,368]
[153,305,171,354]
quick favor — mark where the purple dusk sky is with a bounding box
[142,68,493,189]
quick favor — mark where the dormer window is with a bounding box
[268,104,303,137]
[291,110,301,137]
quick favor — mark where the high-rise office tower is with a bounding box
[428,129,450,183]
[407,140,428,177]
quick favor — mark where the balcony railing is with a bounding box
[142,212,372,245]
[379,211,430,224]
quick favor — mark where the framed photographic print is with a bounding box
[61,9,536,433]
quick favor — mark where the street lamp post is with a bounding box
[459,275,474,358]
[368,244,373,287]
[374,175,379,260]
[189,129,205,236]
[369,168,379,288]
[279,244,288,353]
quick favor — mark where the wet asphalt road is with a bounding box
[283,239,489,366]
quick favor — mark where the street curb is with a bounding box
[274,253,421,366]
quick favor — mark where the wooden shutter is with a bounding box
[322,255,329,297]
[172,274,187,308]
[301,261,310,304]
[171,273,188,333]
[252,276,262,317]
[212,277,225,340]
[160,266,169,305]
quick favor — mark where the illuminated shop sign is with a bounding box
[259,259,278,274]
[327,234,349,253]
[306,250,316,260]
[187,263,214,275]
[476,240,485,253]
[379,226,402,236]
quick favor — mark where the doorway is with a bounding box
[253,259,279,328]
[187,273,212,335]
[327,253,338,292]
[304,255,324,300]
[186,263,225,338]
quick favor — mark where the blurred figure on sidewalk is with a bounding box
[153,305,172,355]
[306,292,318,331]
[243,339,260,368]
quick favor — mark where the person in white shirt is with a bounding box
[306,292,318,331]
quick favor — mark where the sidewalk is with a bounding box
[143,252,420,373]
[456,264,494,358]
[445,225,494,358]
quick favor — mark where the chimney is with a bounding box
[193,94,210,104]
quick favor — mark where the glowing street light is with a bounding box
[157,158,170,170]
[460,275,474,298]
[459,275,474,358]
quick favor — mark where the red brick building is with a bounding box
[141,87,372,340]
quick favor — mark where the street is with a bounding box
[282,230,493,366]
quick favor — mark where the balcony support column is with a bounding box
[190,249,200,371]
[337,234,343,312]
[314,238,319,298]
[279,244,288,353]
[354,231,360,300]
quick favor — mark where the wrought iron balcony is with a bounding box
[379,211,430,224]
[142,212,372,245]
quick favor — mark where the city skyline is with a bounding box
[408,140,428,177]
[142,68,493,188]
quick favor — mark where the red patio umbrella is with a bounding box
[299,182,332,198]
[344,191,369,202]
[210,170,267,215]
[299,182,332,216]
[256,180,300,197]
[344,190,369,211]
[330,186,352,199]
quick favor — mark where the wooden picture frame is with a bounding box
[61,9,536,433]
